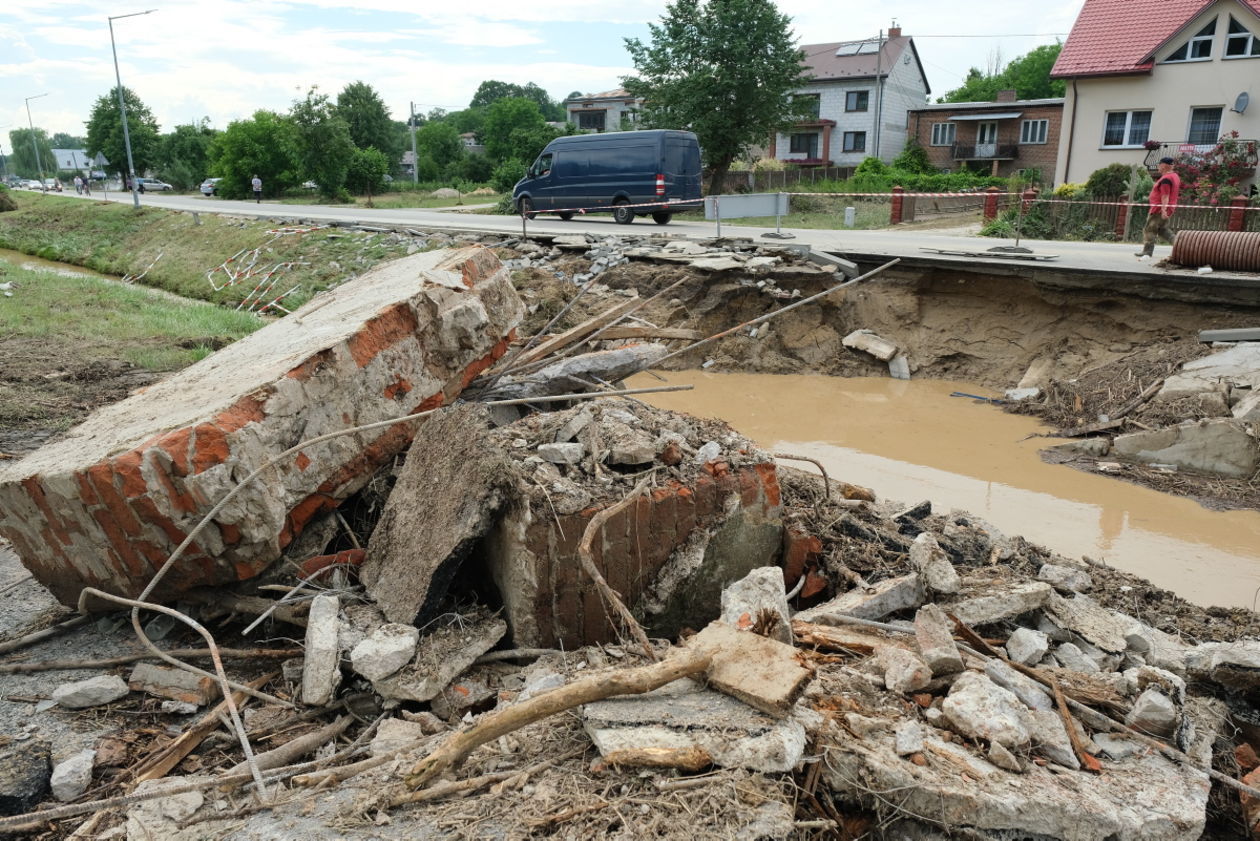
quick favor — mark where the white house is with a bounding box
[1051,0,1260,185]
[771,26,930,166]
[564,88,644,133]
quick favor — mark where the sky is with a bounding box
[1,0,1085,145]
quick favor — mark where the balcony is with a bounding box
[951,143,1018,161]
[1143,139,1259,172]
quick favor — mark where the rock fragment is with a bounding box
[719,566,792,645]
[52,675,129,709]
[1005,627,1050,666]
[1126,688,1178,737]
[301,593,342,706]
[941,671,1032,749]
[796,574,924,623]
[350,624,420,682]
[914,604,964,676]
[878,645,932,693]
[50,749,95,801]
[909,533,960,594]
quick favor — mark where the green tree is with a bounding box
[470,80,561,119]
[85,86,161,181]
[416,121,464,171]
[50,132,87,149]
[8,128,55,179]
[346,146,390,201]
[290,88,356,199]
[624,0,808,195]
[336,81,398,162]
[156,120,217,189]
[941,43,1065,103]
[481,97,556,165]
[207,110,300,199]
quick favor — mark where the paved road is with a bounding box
[59,189,1224,280]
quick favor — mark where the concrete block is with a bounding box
[0,246,522,606]
[1126,688,1178,737]
[373,612,506,703]
[946,582,1052,627]
[909,533,960,594]
[941,671,1033,749]
[537,442,585,465]
[350,623,420,682]
[1044,593,1132,653]
[686,621,812,718]
[988,740,1024,772]
[894,720,924,755]
[795,574,925,624]
[878,645,932,694]
[914,604,963,676]
[1112,418,1258,478]
[128,662,215,706]
[52,675,129,709]
[719,566,792,645]
[1005,627,1050,666]
[368,718,433,757]
[1054,642,1100,674]
[888,353,911,380]
[1027,709,1080,770]
[1038,562,1094,593]
[301,593,342,706]
[984,658,1053,711]
[51,749,95,801]
[842,329,899,362]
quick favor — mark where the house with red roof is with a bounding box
[1051,0,1260,186]
[770,26,930,167]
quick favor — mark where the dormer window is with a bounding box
[1226,16,1260,57]
[1165,19,1216,61]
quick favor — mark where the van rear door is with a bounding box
[664,136,702,203]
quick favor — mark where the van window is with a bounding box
[588,144,656,175]
[554,153,588,179]
[531,153,553,177]
[664,140,699,176]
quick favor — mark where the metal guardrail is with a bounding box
[1142,140,1259,171]
[950,143,1019,161]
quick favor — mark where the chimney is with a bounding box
[888,25,902,38]
[995,89,1017,103]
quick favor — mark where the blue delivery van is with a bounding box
[512,129,702,225]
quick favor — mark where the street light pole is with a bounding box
[410,101,418,185]
[24,95,48,191]
[108,9,156,209]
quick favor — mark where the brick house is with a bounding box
[1051,0,1260,186]
[770,26,930,167]
[907,92,1064,179]
[564,88,644,133]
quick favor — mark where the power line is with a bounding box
[910,33,1068,38]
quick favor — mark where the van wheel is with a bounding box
[558,212,574,221]
[612,200,635,225]
[519,197,536,219]
[652,212,672,225]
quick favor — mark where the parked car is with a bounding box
[512,129,703,225]
[200,178,222,196]
[136,178,173,192]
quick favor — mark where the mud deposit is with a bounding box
[635,371,1260,610]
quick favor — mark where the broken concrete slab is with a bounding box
[1047,437,1112,458]
[1111,418,1258,478]
[301,593,341,706]
[842,329,899,362]
[582,677,806,773]
[983,658,1054,711]
[944,581,1052,626]
[914,604,963,676]
[1038,562,1094,593]
[909,532,960,594]
[1055,642,1101,674]
[878,645,932,693]
[941,671,1033,749]
[480,343,669,403]
[795,574,925,624]
[686,622,812,718]
[362,405,513,627]
[373,612,506,703]
[888,353,912,380]
[126,777,210,839]
[128,662,215,706]
[52,674,129,709]
[719,566,792,645]
[368,717,434,757]
[1186,640,1260,691]
[1157,343,1260,401]
[1234,389,1260,422]
[1026,708,1080,770]
[1044,592,1132,653]
[0,246,523,606]
[349,623,420,682]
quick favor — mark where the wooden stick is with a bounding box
[403,650,711,789]
[227,715,353,776]
[1050,676,1102,773]
[511,297,644,368]
[131,672,276,783]
[0,647,300,674]
[1112,378,1165,420]
[576,477,656,661]
[596,326,702,341]
[0,615,89,656]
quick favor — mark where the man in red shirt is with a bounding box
[1136,156,1180,259]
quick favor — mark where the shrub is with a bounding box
[854,157,888,177]
[751,157,786,172]
[490,159,527,194]
[1053,182,1087,199]
[892,140,935,175]
[1084,162,1135,198]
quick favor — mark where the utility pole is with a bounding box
[24,94,48,190]
[410,101,418,185]
[109,9,157,209]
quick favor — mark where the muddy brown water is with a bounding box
[0,247,110,278]
[633,371,1260,611]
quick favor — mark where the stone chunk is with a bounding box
[373,613,506,703]
[909,533,960,594]
[946,582,1052,627]
[52,675,129,709]
[687,622,812,718]
[894,720,925,756]
[1126,688,1178,737]
[941,671,1032,749]
[720,566,793,645]
[1094,733,1144,761]
[51,749,95,802]
[128,663,215,706]
[0,246,523,607]
[0,740,51,816]
[878,645,932,693]
[350,623,420,682]
[537,442,585,465]
[582,678,806,773]
[1054,642,1100,674]
[1037,563,1094,593]
[301,593,342,706]
[1044,593,1131,653]
[914,604,963,676]
[369,717,434,757]
[983,659,1053,711]
[842,329,899,362]
[126,777,207,839]
[988,740,1024,773]
[1005,627,1050,666]
[795,575,924,623]
[888,353,911,380]
[605,423,657,466]
[1112,418,1258,478]
[1027,709,1080,769]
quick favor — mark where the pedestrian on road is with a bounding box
[251,174,262,204]
[82,175,92,197]
[73,175,83,194]
[1137,156,1180,259]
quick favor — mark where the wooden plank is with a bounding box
[1199,328,1260,342]
[597,326,702,341]
[512,296,642,367]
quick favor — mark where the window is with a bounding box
[1226,16,1260,57]
[1188,106,1223,144]
[794,94,821,120]
[576,110,605,131]
[843,131,866,153]
[1102,110,1152,147]
[1165,19,1216,61]
[1020,119,1048,144]
[845,91,869,112]
[930,122,956,146]
[789,133,819,157]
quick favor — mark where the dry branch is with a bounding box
[227,715,353,776]
[403,650,711,789]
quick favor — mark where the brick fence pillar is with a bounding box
[891,186,905,225]
[983,186,1001,222]
[1228,195,1249,233]
[1022,187,1038,213]
[1115,199,1129,240]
